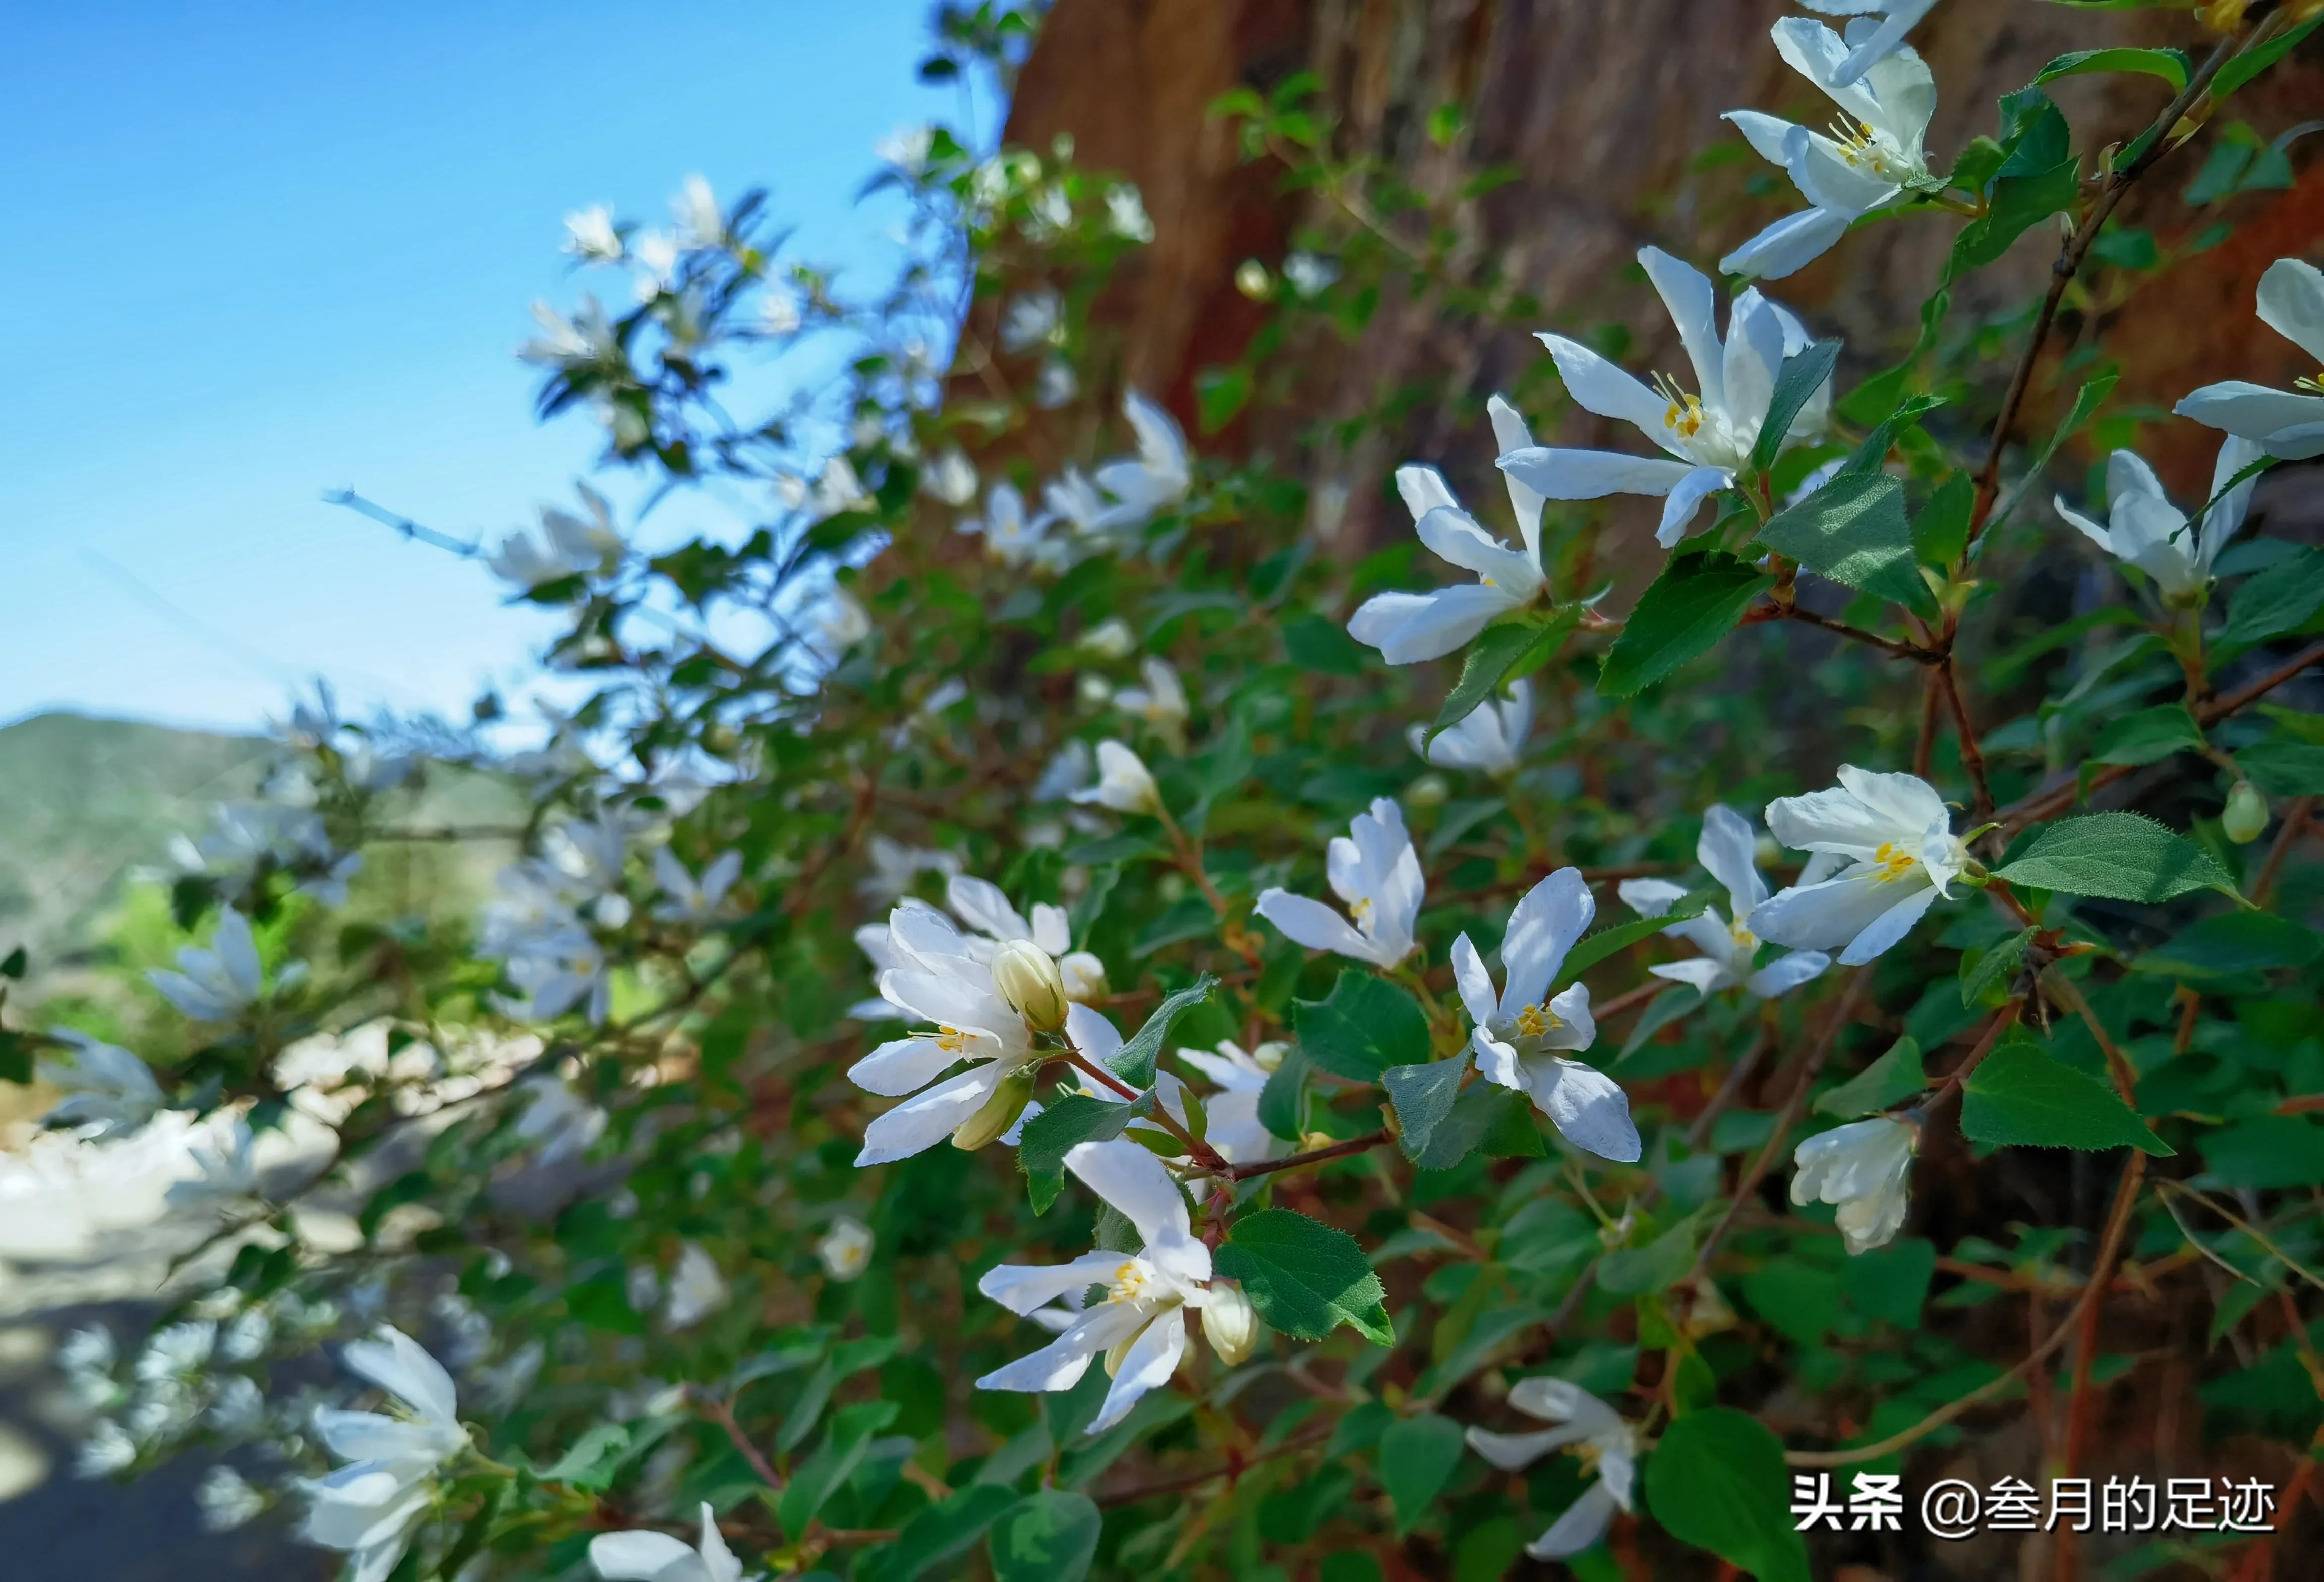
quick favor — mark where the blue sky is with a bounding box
[0,1,964,734]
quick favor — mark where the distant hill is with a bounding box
[0,712,527,982]
[0,713,276,970]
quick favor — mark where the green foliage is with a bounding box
[1995,812,2238,902]
[1377,1414,1465,1535]
[1597,550,1773,696]
[1753,473,1937,616]
[1644,1409,1809,1582]
[1292,970,1430,1082]
[1961,1034,2171,1154]
[1215,1209,1393,1343]
[1817,1038,1926,1117]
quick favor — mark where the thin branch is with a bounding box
[1936,656,1995,824]
[1222,1128,1390,1181]
[691,1389,782,1492]
[2253,796,2314,908]
[1745,601,1936,663]
[1095,1422,1334,1507]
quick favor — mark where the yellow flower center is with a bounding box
[1514,1002,1562,1038]
[2298,371,2324,394]
[934,1026,972,1055]
[1829,117,1890,175]
[1106,1261,1150,1304]
[1870,842,1919,883]
[1730,919,1759,953]
[1652,372,1705,439]
[1349,896,1373,928]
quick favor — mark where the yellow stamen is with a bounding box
[1514,1002,1562,1038]
[1730,919,1759,953]
[1651,372,1704,439]
[934,1026,972,1054]
[1105,1261,1149,1304]
[1870,842,1918,883]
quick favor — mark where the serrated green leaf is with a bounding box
[1816,1038,1927,1117]
[1961,1036,2171,1155]
[1377,1414,1465,1535]
[2133,912,2323,979]
[2240,736,2324,796]
[1754,473,1937,616]
[1216,1208,1393,1343]
[1107,974,1218,1088]
[1018,1094,1140,1175]
[1429,619,1541,741]
[1841,397,1946,479]
[1293,970,1430,1082]
[2031,46,2190,92]
[1412,1082,1542,1170]
[779,1400,900,1541]
[2202,1115,2324,1189]
[1597,1216,1698,1296]
[1913,471,1976,568]
[989,1489,1101,1582]
[1962,931,2034,1008]
[1382,1057,1468,1160]
[539,1423,629,1491]
[1995,812,2238,902]
[1644,1408,1810,1582]
[1257,1044,1309,1141]
[2221,546,2324,644]
[2090,704,2205,766]
[1749,338,1841,475]
[1598,551,1773,697]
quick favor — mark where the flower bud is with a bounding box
[2223,780,2269,844]
[1059,950,1109,1005]
[1200,1282,1260,1365]
[990,940,1071,1032]
[950,1069,1036,1151]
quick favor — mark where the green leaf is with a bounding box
[2240,736,2324,796]
[1107,974,1218,1088]
[1840,396,1946,478]
[867,1485,1023,1582]
[1194,365,1253,434]
[2133,911,2323,979]
[1557,899,1710,987]
[2202,1115,2324,1189]
[2221,546,2324,644]
[1412,1082,1543,1170]
[1962,930,2034,1008]
[2215,14,2323,98]
[1848,1237,1937,1327]
[1429,619,1543,741]
[1216,1208,1393,1343]
[1382,1058,1468,1161]
[1754,473,1937,616]
[1913,471,1976,568]
[1961,1036,2172,1155]
[1018,1094,1139,1175]
[539,1423,629,1491]
[779,1401,900,1541]
[1644,1408,1810,1582]
[2031,46,2190,92]
[1597,551,1773,697]
[1377,1414,1465,1536]
[1293,970,1430,1083]
[1979,372,2118,544]
[1500,604,1584,682]
[1748,338,1841,475]
[1257,1044,1310,1141]
[988,1490,1102,1582]
[2090,704,2205,766]
[1597,1217,1698,1296]
[1282,613,1368,676]
[1995,812,2238,902]
[1816,1038,1927,1118]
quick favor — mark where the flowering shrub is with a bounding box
[15,1,2324,1577]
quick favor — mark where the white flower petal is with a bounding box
[1496,446,1697,501]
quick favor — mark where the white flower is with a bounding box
[38,1028,165,1137]
[2177,259,2324,460]
[1720,19,1937,280]
[564,204,623,262]
[1106,184,1155,242]
[518,295,617,366]
[1499,249,1830,548]
[1791,1116,1916,1252]
[959,481,1067,570]
[1752,767,1966,965]
[1617,804,1830,999]
[652,848,742,923]
[923,448,979,506]
[77,1419,137,1478]
[1799,0,1940,86]
[198,1465,267,1532]
[209,1374,268,1435]
[976,1137,1227,1433]
[299,1327,466,1582]
[1467,1379,1639,1560]
[1411,680,1531,774]
[819,1216,875,1281]
[149,908,263,1021]
[1091,391,1190,530]
[1000,289,1063,353]
[672,175,722,247]
[1069,741,1161,815]
[166,1120,261,1210]
[2055,436,2265,601]
[665,1244,729,1330]
[513,1075,607,1166]
[857,835,962,903]
[1451,869,1639,1163]
[591,1502,743,1582]
[938,874,1108,1005]
[848,902,1110,1165]
[1035,359,1078,408]
[138,1320,219,1382]
[1349,395,1549,663]
[1044,467,1112,537]
[1113,656,1189,747]
[1283,251,1341,297]
[488,485,623,589]
[495,925,611,1024]
[1173,1040,1287,1166]
[877,123,934,174]
[1255,797,1423,968]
